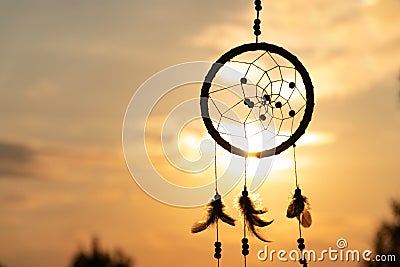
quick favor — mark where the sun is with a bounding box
[178,132,210,161]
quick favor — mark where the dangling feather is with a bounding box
[287,187,312,227]
[191,194,235,233]
[287,187,309,218]
[237,187,273,242]
[299,209,312,228]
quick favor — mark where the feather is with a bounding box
[191,194,235,233]
[238,188,273,242]
[286,188,309,218]
[299,209,312,228]
[287,187,312,228]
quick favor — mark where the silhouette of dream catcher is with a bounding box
[192,1,314,267]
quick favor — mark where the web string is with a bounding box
[208,51,306,153]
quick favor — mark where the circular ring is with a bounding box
[200,42,314,158]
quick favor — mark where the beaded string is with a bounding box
[253,0,262,43]
[293,144,308,267]
[213,141,222,264]
[241,157,249,267]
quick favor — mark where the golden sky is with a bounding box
[0,0,399,267]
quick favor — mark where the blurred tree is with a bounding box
[364,201,400,267]
[71,237,133,267]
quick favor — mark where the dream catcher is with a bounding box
[192,1,314,266]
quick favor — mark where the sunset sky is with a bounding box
[0,0,399,267]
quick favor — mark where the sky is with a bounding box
[0,0,399,267]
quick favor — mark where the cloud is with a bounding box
[0,141,34,162]
[0,1,398,267]
[187,0,400,99]
[0,141,36,178]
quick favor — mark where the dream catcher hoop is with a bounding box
[200,42,314,158]
[192,1,314,266]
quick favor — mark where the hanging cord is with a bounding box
[243,157,248,267]
[216,222,220,267]
[214,141,218,193]
[253,0,262,43]
[244,156,248,188]
[214,141,222,265]
[293,144,299,187]
[298,220,302,238]
[293,144,308,266]
[293,144,303,239]
[243,156,247,240]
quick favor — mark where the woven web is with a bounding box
[207,50,307,152]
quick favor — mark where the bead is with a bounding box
[255,5,262,11]
[299,258,307,264]
[215,241,222,247]
[242,237,249,255]
[214,253,221,259]
[254,30,261,36]
[259,114,266,121]
[275,102,282,108]
[253,24,260,30]
[215,247,222,253]
[295,188,302,196]
[298,243,305,250]
[289,82,296,88]
[241,77,247,84]
[289,110,296,117]
[254,0,261,4]
[248,101,254,108]
[297,238,304,244]
[242,190,248,197]
[254,19,261,24]
[263,94,270,101]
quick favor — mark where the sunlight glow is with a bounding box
[271,156,293,171]
[360,0,378,6]
[178,132,207,161]
[276,132,334,147]
[297,132,334,146]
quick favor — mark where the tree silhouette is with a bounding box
[71,237,133,267]
[364,200,400,267]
